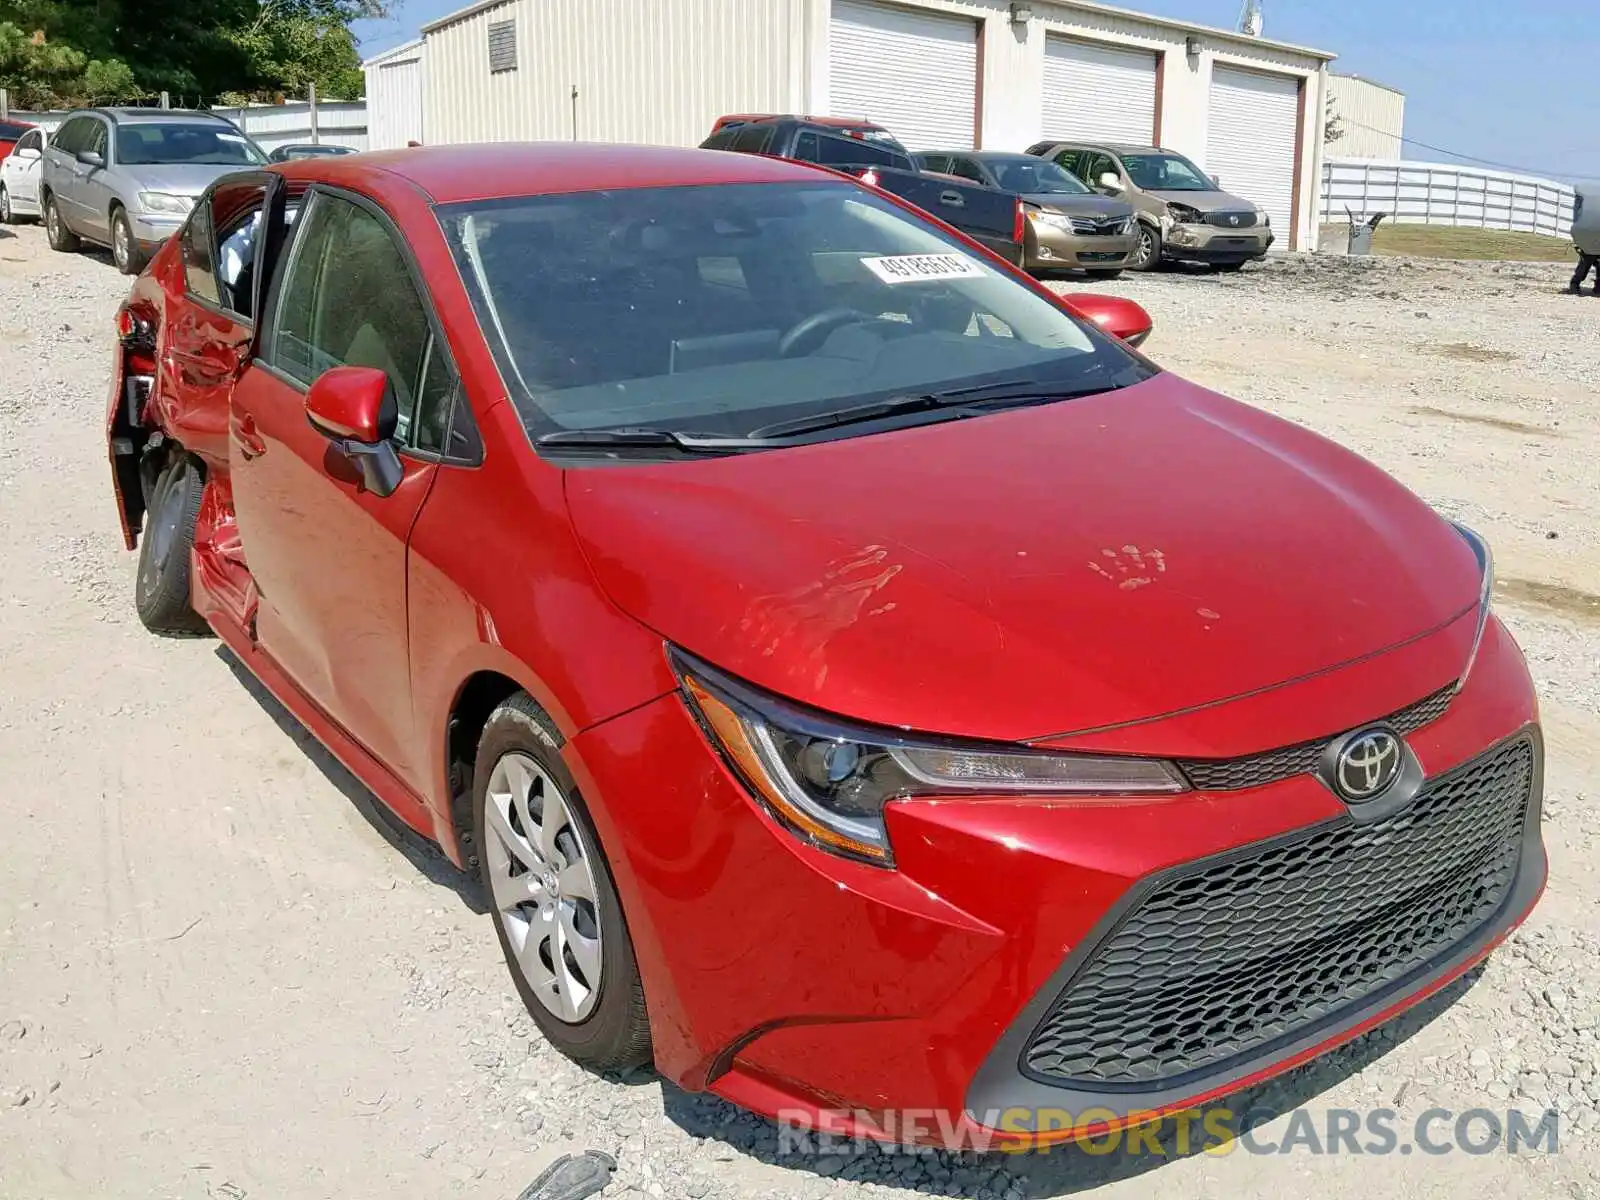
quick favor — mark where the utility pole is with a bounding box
[309,82,319,144]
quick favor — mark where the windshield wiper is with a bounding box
[747,378,1137,440]
[535,427,778,453]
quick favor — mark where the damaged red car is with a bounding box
[107,144,1543,1149]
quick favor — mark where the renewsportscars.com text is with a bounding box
[776,1106,1561,1157]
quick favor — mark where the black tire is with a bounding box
[0,184,13,225]
[135,453,210,636]
[43,194,80,252]
[1128,222,1162,272]
[1085,268,1125,280]
[474,693,652,1072]
[111,206,147,275]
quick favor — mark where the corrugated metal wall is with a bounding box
[365,39,426,149]
[423,0,808,147]
[1327,75,1405,160]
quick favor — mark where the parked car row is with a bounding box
[701,114,1276,276]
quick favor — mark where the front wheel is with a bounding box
[44,195,80,252]
[1127,223,1162,272]
[475,693,652,1071]
[0,184,13,225]
[111,207,147,275]
[135,453,209,636]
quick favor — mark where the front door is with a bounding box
[229,186,459,784]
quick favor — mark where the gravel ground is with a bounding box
[1,220,1597,1200]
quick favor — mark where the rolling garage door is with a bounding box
[828,0,978,151]
[1040,38,1157,144]
[1206,65,1301,241]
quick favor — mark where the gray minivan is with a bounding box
[41,107,267,274]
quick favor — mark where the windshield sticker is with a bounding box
[860,254,987,284]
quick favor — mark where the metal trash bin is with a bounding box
[1346,208,1389,255]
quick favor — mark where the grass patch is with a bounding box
[1317,223,1578,262]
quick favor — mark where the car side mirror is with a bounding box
[77,150,104,168]
[1063,293,1154,348]
[1097,172,1123,193]
[1210,174,1221,188]
[305,365,404,496]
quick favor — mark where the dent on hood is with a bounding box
[738,545,903,692]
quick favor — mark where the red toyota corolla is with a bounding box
[106,144,1543,1149]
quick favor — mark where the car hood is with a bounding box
[1025,193,1133,220]
[123,162,249,198]
[1144,188,1257,213]
[565,374,1481,744]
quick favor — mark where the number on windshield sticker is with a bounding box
[859,254,987,284]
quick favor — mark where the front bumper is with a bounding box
[564,616,1542,1148]
[1027,221,1136,271]
[1163,222,1274,263]
[129,211,185,251]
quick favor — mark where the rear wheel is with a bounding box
[475,693,652,1071]
[135,453,209,636]
[111,207,147,275]
[44,194,80,252]
[1127,223,1161,272]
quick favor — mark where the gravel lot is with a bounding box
[1,218,1597,1200]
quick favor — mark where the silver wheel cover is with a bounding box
[484,752,604,1023]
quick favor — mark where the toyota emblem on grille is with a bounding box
[1334,730,1401,801]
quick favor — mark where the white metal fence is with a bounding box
[2,101,368,155]
[1322,157,1576,238]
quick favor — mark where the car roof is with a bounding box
[268,142,844,205]
[85,107,236,125]
[718,113,888,130]
[1039,141,1163,155]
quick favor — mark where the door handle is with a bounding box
[939,190,965,208]
[236,413,267,459]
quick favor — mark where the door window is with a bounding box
[52,118,86,155]
[1052,148,1085,179]
[729,125,773,154]
[83,120,108,161]
[947,157,989,184]
[1083,153,1117,189]
[13,129,42,155]
[268,190,458,454]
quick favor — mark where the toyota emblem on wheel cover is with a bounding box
[1334,730,1402,801]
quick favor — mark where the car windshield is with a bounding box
[439,181,1150,447]
[986,158,1090,195]
[116,124,267,166]
[1119,152,1212,192]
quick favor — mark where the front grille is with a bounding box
[1205,210,1259,228]
[1178,684,1456,792]
[1069,216,1128,236]
[1021,736,1535,1088]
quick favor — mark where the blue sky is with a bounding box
[354,1,1598,184]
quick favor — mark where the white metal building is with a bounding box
[398,0,1337,249]
[1327,73,1406,161]
[363,37,427,149]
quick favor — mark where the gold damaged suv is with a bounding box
[1026,141,1276,273]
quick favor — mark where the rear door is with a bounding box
[228,185,465,786]
[2,128,44,209]
[44,116,88,225]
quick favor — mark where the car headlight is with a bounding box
[1030,210,1074,231]
[1450,522,1494,691]
[674,650,1188,867]
[138,191,194,215]
[1166,203,1203,225]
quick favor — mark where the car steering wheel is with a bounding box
[778,307,875,358]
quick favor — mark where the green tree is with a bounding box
[0,0,389,108]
